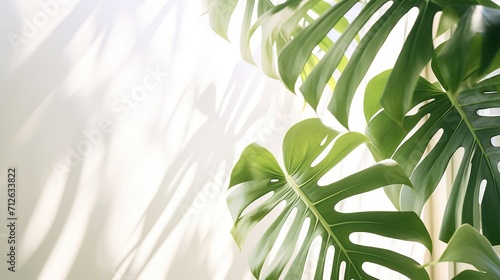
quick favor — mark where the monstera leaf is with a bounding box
[207,0,500,127]
[228,118,431,279]
[365,17,500,245]
[207,0,352,79]
[439,224,500,280]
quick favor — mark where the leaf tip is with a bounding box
[230,227,245,250]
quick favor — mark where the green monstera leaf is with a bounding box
[439,224,500,280]
[228,118,431,279]
[207,0,499,128]
[207,0,353,79]
[365,17,500,245]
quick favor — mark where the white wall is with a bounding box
[0,1,426,280]
[0,1,301,279]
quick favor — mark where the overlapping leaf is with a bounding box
[228,118,431,279]
[207,0,500,128]
[439,224,500,280]
[365,22,500,244]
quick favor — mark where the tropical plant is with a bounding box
[229,119,432,279]
[438,224,500,279]
[205,0,500,279]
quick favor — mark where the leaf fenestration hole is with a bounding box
[477,108,500,117]
[320,136,328,147]
[427,128,444,151]
[271,179,280,183]
[311,138,335,167]
[298,218,311,249]
[279,217,312,280]
[349,232,426,263]
[362,262,409,280]
[334,188,395,213]
[479,179,487,204]
[497,161,500,174]
[433,11,444,39]
[263,207,297,271]
[322,246,335,280]
[484,90,498,95]
[396,113,430,153]
[491,135,500,147]
[306,9,320,21]
[240,191,275,217]
[409,127,443,168]
[338,261,346,280]
[302,236,323,280]
[405,99,435,116]
[318,146,373,187]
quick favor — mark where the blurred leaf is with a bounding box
[479,6,500,74]
[436,6,463,37]
[433,5,500,91]
[209,0,238,40]
[208,0,500,128]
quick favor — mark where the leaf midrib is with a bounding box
[446,90,500,201]
[285,173,362,278]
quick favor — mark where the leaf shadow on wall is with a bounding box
[114,62,294,279]
[0,0,209,279]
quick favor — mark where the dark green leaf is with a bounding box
[367,68,500,245]
[380,2,439,123]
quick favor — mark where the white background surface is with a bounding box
[0,1,427,279]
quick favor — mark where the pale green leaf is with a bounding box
[209,0,239,40]
[229,118,431,280]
